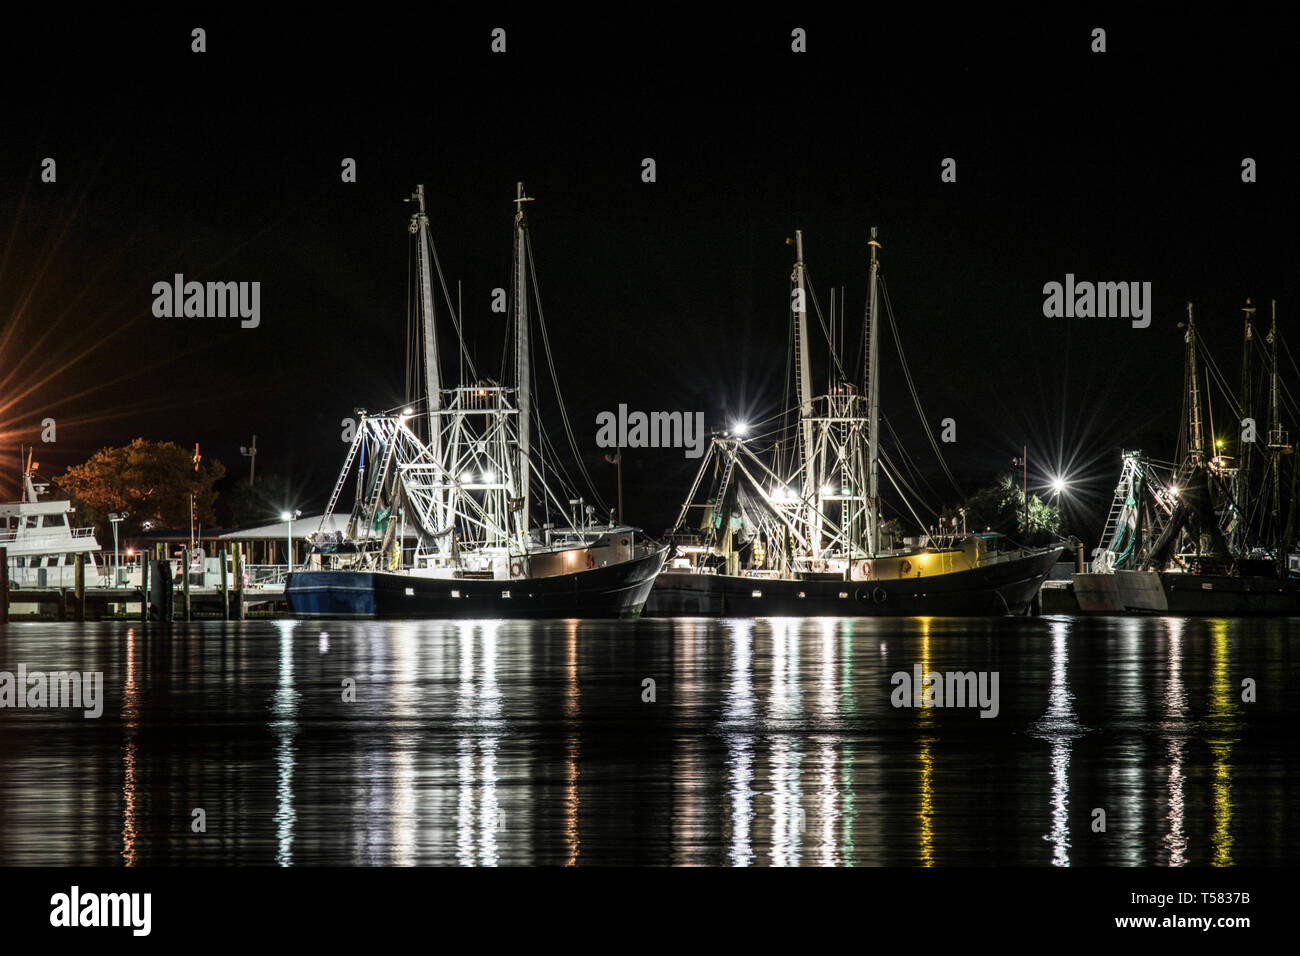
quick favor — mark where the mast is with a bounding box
[410,186,441,444]
[408,185,445,551]
[865,227,881,556]
[514,182,532,541]
[1237,299,1255,552]
[1267,299,1283,526]
[1185,303,1205,467]
[792,231,817,553]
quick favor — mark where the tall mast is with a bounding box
[1237,299,1255,552]
[1185,303,1205,467]
[1268,299,1282,525]
[410,186,441,441]
[514,182,532,539]
[865,227,881,556]
[792,231,817,552]
[410,186,444,544]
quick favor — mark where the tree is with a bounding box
[960,474,1060,545]
[57,439,225,537]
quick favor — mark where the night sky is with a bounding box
[2,13,1294,546]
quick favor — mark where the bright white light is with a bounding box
[820,484,835,497]
[733,422,749,436]
[481,470,496,484]
[1168,486,1180,498]
[401,407,413,417]
[281,511,292,521]
[1050,477,1066,494]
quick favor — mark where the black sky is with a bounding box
[1,12,1295,545]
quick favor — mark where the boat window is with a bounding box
[42,514,67,528]
[47,555,59,567]
[26,516,39,529]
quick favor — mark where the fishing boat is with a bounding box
[285,184,667,619]
[1074,300,1300,614]
[646,228,1064,617]
[1,452,103,588]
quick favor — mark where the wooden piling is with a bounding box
[141,559,150,622]
[219,547,229,620]
[183,546,192,621]
[75,553,86,622]
[234,544,246,621]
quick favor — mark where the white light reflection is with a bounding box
[722,619,755,866]
[816,619,837,866]
[455,620,503,866]
[767,619,803,866]
[673,620,706,865]
[1030,618,1086,867]
[1114,617,1145,864]
[388,622,418,866]
[1161,618,1188,866]
[272,620,300,867]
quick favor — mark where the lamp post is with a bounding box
[281,509,301,575]
[240,435,258,486]
[108,511,127,583]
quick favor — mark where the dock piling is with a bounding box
[183,546,192,621]
[219,547,229,620]
[74,554,86,622]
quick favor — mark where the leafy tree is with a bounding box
[57,439,225,536]
[960,474,1060,545]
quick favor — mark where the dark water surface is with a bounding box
[0,616,1295,866]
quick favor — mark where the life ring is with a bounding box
[872,586,887,605]
[510,561,523,578]
[900,559,912,575]
[858,559,872,578]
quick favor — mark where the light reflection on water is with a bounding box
[0,615,1295,866]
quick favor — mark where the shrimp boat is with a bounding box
[1,453,103,588]
[646,228,1063,617]
[285,184,667,619]
[1073,300,1300,614]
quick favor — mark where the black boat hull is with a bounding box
[285,546,669,619]
[644,547,1064,617]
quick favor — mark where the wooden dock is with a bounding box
[1,546,285,622]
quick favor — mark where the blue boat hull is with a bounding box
[285,546,668,619]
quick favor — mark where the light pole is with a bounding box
[281,509,301,575]
[108,511,128,582]
[240,435,258,486]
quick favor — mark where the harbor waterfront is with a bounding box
[0,615,1293,866]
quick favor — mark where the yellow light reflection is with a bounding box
[917,617,934,867]
[1206,620,1233,866]
[120,626,138,866]
[563,620,580,866]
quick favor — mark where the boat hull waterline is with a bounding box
[1073,568,1300,615]
[285,546,669,619]
[646,547,1065,617]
